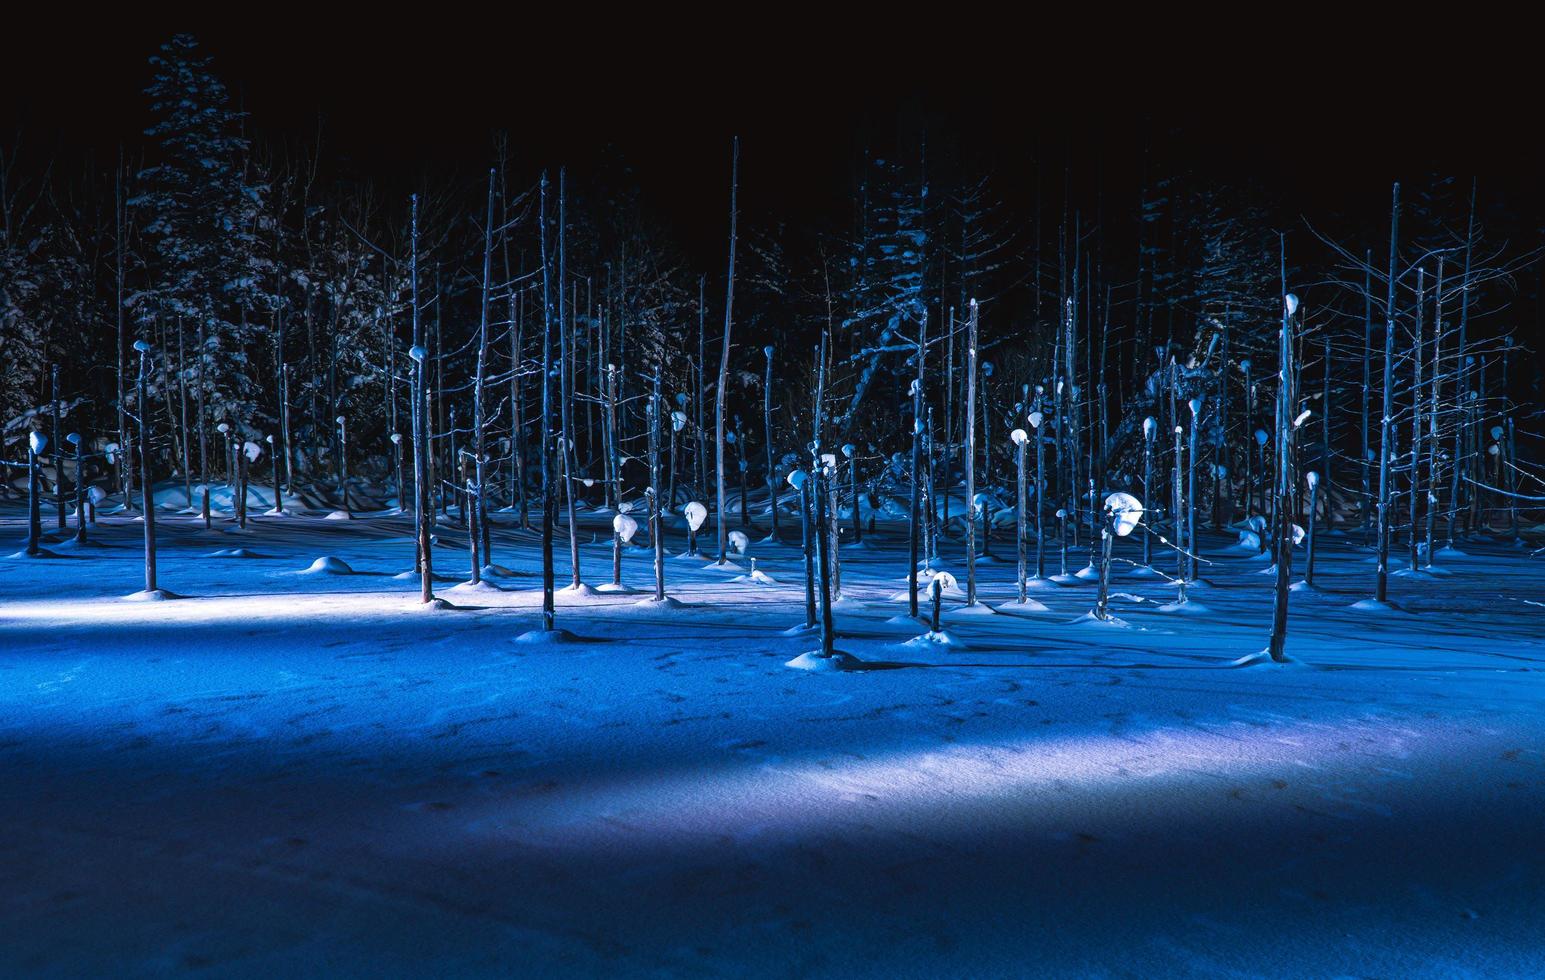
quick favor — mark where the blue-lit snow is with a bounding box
[2,487,1543,976]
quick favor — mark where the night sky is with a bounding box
[5,19,1542,311]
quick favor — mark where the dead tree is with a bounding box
[714,137,739,564]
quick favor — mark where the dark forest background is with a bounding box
[3,21,1542,515]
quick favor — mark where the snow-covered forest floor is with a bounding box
[3,492,1544,977]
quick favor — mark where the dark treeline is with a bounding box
[3,35,1542,626]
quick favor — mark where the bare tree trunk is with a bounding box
[558,177,581,587]
[698,277,708,499]
[27,443,43,557]
[649,369,665,602]
[115,161,132,512]
[1375,185,1399,605]
[964,298,979,605]
[1269,255,1297,661]
[715,138,739,564]
[1425,259,1443,565]
[908,319,926,616]
[50,364,64,529]
[814,457,836,659]
[470,169,495,586]
[411,197,434,605]
[1408,268,1424,570]
[539,176,556,627]
[136,344,158,594]
[763,345,779,541]
[1014,427,1027,604]
[177,322,192,509]
[1361,252,1373,544]
[1454,180,1477,538]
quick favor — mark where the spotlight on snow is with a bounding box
[684,501,708,532]
[28,431,46,455]
[787,469,808,491]
[728,530,750,556]
[1028,411,1044,429]
[1284,292,1299,316]
[1010,428,1028,446]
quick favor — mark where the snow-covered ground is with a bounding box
[3,491,1544,977]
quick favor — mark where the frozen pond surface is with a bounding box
[3,501,1543,977]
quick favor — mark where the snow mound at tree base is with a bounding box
[1156,599,1211,614]
[123,589,184,602]
[903,630,961,648]
[785,650,865,672]
[1163,577,1216,589]
[943,603,998,620]
[323,510,354,521]
[1049,574,1090,586]
[300,556,353,575]
[391,570,458,583]
[447,579,505,594]
[513,627,583,645]
[1229,649,1301,667]
[630,595,690,612]
[593,582,639,593]
[730,570,779,585]
[207,548,262,558]
[992,597,1054,614]
[5,548,61,560]
[1350,598,1404,613]
[1068,611,1135,629]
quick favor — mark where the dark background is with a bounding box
[5,16,1543,360]
[6,19,1540,238]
